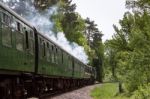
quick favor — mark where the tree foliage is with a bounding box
[52,0,104,66]
[104,0,150,96]
[34,0,59,10]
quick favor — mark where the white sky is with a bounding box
[72,0,127,42]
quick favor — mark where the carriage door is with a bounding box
[25,29,29,52]
[24,27,35,71]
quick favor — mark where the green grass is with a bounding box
[91,83,133,99]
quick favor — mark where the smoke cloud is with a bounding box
[1,0,89,64]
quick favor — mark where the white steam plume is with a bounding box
[2,0,89,64]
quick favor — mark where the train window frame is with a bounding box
[48,43,53,62]
[25,30,29,49]
[47,42,49,48]
[24,27,34,55]
[17,22,20,32]
[29,29,34,55]
[10,16,17,30]
[2,11,11,26]
[16,31,24,51]
[30,30,34,38]
[56,47,57,53]
[29,39,34,54]
[64,53,67,66]
[1,24,12,47]
[51,45,55,63]
[55,47,58,64]
[42,41,46,58]
[38,37,42,59]
[16,21,24,33]
[46,42,50,62]
[51,45,54,51]
[39,37,42,44]
[68,55,72,70]
[68,55,70,66]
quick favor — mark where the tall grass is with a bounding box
[91,83,132,99]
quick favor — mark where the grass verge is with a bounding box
[91,83,132,99]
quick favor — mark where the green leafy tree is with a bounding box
[85,17,98,46]
[105,5,150,94]
[34,0,59,9]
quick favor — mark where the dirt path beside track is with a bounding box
[48,84,101,99]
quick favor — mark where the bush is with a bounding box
[133,83,150,99]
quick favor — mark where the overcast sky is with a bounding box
[72,0,127,42]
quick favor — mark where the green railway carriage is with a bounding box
[0,2,96,98]
[36,32,73,78]
[35,31,90,79]
[0,1,94,79]
[73,59,85,78]
[0,3,35,74]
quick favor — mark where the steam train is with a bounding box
[0,2,96,98]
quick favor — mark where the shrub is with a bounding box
[133,83,150,99]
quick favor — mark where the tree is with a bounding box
[84,18,104,81]
[104,5,150,93]
[34,0,59,9]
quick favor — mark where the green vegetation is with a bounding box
[133,83,150,99]
[91,83,135,99]
[91,83,118,99]
[103,0,150,98]
[91,83,150,99]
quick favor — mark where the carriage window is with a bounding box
[43,42,46,57]
[56,48,57,53]
[46,42,50,61]
[30,40,34,54]
[25,31,29,49]
[2,12,11,25]
[30,30,34,38]
[52,45,54,51]
[39,37,42,44]
[17,22,20,31]
[68,56,70,66]
[2,25,12,47]
[39,37,42,58]
[51,45,55,63]
[55,48,58,64]
[10,18,17,29]
[16,32,24,51]
[29,30,34,54]
[47,42,49,48]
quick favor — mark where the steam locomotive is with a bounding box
[0,2,96,98]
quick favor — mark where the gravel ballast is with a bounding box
[48,84,100,99]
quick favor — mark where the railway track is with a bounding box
[27,85,87,99]
[46,84,100,99]
[40,87,84,99]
